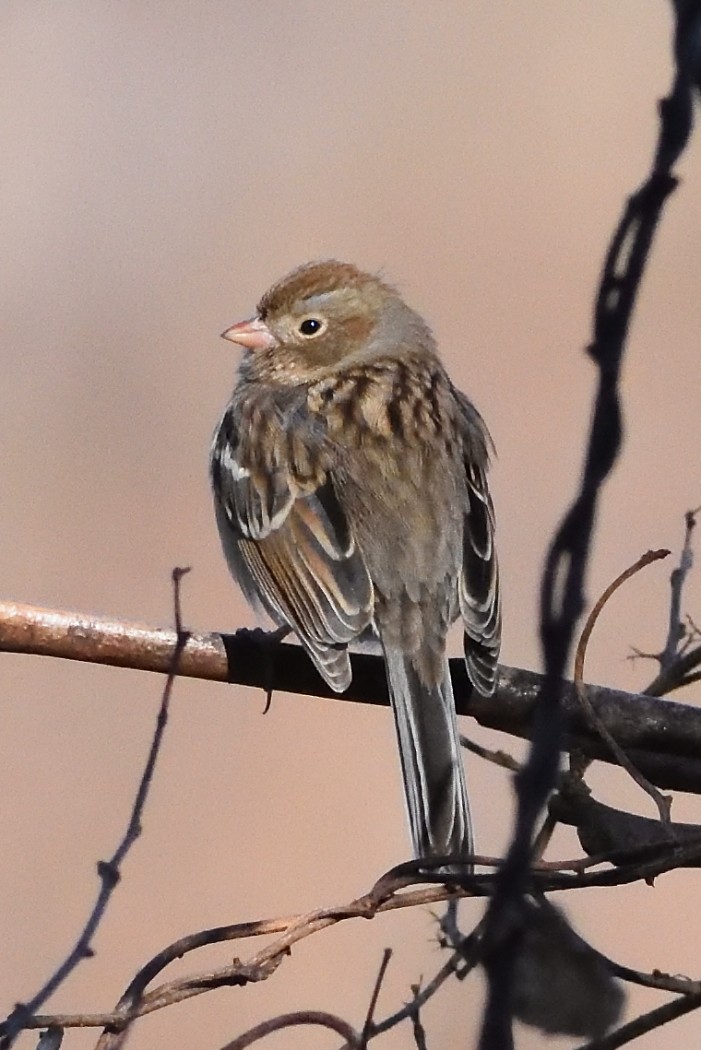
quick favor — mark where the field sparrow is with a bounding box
[210,261,500,863]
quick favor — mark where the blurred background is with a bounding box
[2,3,701,1047]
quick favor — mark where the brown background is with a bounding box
[3,3,701,1048]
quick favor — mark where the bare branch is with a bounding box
[0,571,190,1050]
[9,833,701,1044]
[459,734,521,774]
[408,984,427,1050]
[574,549,670,685]
[479,2,698,1041]
[217,1011,361,1049]
[643,506,701,694]
[574,988,701,1050]
[550,785,701,864]
[5,601,701,794]
[573,550,673,824]
[359,950,392,1047]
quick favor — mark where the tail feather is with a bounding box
[382,646,472,863]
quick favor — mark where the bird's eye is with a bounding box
[298,317,325,337]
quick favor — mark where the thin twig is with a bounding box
[531,810,560,862]
[645,644,701,696]
[366,951,467,1045]
[574,549,670,684]
[644,505,701,694]
[574,989,701,1050]
[0,568,190,1050]
[607,960,701,997]
[662,510,698,667]
[460,734,521,773]
[530,545,668,865]
[218,1011,361,1049]
[359,950,392,1047]
[573,550,673,824]
[408,984,428,1050]
[364,950,473,1045]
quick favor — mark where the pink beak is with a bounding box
[221,316,275,351]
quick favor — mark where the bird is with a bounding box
[210,260,500,864]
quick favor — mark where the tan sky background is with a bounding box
[3,3,701,1048]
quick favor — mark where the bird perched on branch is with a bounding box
[210,260,500,864]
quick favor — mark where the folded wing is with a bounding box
[455,392,501,696]
[211,401,374,691]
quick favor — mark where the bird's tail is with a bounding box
[382,646,472,864]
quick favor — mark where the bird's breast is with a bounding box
[307,356,457,453]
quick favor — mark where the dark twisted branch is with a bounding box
[478,3,701,1044]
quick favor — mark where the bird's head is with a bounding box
[222,260,434,381]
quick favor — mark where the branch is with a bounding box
[0,573,190,1050]
[479,2,698,1041]
[637,506,701,695]
[217,1011,361,1049]
[4,599,701,796]
[10,838,701,1044]
[5,601,701,794]
[573,550,673,823]
[550,785,701,863]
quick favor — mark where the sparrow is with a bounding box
[210,260,500,863]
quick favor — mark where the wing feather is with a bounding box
[211,399,373,691]
[455,394,501,696]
